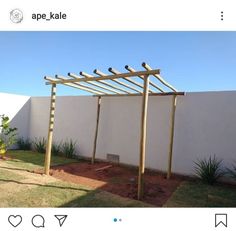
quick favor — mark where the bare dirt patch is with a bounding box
[48,161,183,206]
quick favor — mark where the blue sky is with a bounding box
[0,32,236,96]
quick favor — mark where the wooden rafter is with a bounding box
[69,72,121,94]
[55,76,106,95]
[108,67,150,93]
[125,65,165,93]
[94,69,142,93]
[142,63,177,92]
[79,72,131,94]
[46,76,101,95]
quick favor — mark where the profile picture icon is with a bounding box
[10,9,23,23]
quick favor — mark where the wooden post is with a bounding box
[91,96,101,164]
[167,95,177,179]
[44,83,57,175]
[138,75,150,200]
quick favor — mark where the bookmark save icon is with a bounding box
[54,215,68,227]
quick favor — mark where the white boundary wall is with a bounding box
[0,93,31,138]
[173,91,236,175]
[29,96,97,156]
[2,91,236,176]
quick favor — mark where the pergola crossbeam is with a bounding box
[93,92,185,97]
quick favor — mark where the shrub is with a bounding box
[61,139,76,158]
[34,137,46,153]
[226,163,236,180]
[17,137,32,150]
[52,142,61,156]
[0,114,18,155]
[194,155,224,185]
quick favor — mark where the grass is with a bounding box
[3,181,149,207]
[6,150,77,170]
[164,181,236,207]
[0,169,25,183]
[0,150,149,207]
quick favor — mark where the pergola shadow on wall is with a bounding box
[44,63,184,200]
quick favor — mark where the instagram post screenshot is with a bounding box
[0,0,236,230]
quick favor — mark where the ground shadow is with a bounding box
[0,178,90,192]
[0,165,36,173]
[59,189,151,207]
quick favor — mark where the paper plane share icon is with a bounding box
[55,215,68,227]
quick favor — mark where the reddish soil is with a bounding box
[49,161,183,206]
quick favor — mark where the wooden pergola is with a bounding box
[44,62,184,200]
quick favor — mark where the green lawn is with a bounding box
[0,151,150,207]
[6,150,77,170]
[0,169,25,183]
[165,181,236,207]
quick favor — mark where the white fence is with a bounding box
[1,91,236,176]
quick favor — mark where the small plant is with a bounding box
[194,155,224,185]
[61,139,77,158]
[0,114,18,156]
[226,163,236,180]
[34,137,46,153]
[17,137,32,150]
[52,142,61,156]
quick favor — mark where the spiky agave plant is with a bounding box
[33,137,46,153]
[61,139,77,158]
[17,137,32,150]
[52,142,61,156]
[194,155,224,185]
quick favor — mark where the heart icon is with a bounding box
[8,215,22,227]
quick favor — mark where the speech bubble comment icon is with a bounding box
[32,215,45,228]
